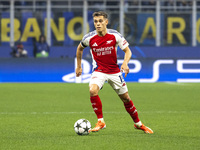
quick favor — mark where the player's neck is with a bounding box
[97,28,107,37]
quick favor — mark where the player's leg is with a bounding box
[107,73,141,124]
[108,73,153,134]
[89,84,103,120]
[89,72,106,132]
[118,92,153,134]
[118,92,141,125]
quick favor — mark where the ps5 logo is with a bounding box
[176,60,200,82]
[62,58,200,83]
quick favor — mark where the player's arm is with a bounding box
[76,43,84,77]
[121,46,132,77]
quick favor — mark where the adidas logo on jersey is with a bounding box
[106,40,113,44]
[92,42,98,46]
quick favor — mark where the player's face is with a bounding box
[93,16,108,34]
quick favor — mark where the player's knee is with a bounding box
[119,92,131,103]
[89,84,99,96]
[89,88,98,96]
[121,96,131,103]
[122,98,130,103]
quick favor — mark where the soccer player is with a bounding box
[76,11,153,134]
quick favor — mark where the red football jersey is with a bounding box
[81,29,129,74]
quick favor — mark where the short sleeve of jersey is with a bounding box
[80,34,90,48]
[80,31,96,48]
[115,32,129,50]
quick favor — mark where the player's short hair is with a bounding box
[92,11,108,19]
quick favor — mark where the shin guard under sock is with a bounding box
[90,95,103,119]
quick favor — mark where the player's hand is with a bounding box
[121,63,129,77]
[76,67,82,77]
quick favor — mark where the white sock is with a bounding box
[135,121,142,127]
[98,118,104,123]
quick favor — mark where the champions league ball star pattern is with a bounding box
[74,119,91,135]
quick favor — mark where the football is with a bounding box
[74,119,91,135]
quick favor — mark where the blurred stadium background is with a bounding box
[0,0,200,82]
[0,2,200,149]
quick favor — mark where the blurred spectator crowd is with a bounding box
[0,0,200,12]
[89,0,199,11]
[10,35,50,58]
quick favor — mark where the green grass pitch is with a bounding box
[0,83,199,150]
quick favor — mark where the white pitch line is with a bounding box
[164,82,192,86]
[0,111,200,115]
